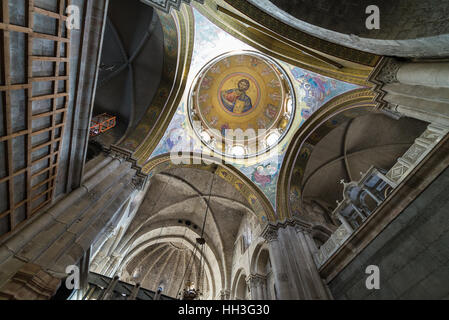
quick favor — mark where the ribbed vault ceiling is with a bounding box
[114,167,260,298]
[301,113,427,218]
[93,0,164,146]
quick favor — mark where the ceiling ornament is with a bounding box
[188,51,295,159]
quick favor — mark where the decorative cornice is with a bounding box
[375,58,403,84]
[261,216,312,241]
[368,57,405,111]
[194,1,377,86]
[107,145,149,191]
[141,0,203,13]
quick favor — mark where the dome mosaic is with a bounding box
[189,51,295,158]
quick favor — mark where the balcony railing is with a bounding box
[314,123,448,268]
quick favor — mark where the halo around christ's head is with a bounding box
[189,51,295,159]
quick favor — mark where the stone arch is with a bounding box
[277,88,377,221]
[250,242,270,275]
[231,268,248,300]
[116,229,219,299]
[311,225,333,249]
[90,154,276,299]
[224,0,449,58]
[249,242,274,300]
[114,221,224,293]
[141,153,277,223]
[277,87,427,227]
[194,2,378,87]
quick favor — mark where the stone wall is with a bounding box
[329,166,449,299]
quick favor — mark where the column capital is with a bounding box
[131,173,148,191]
[217,289,230,300]
[261,217,312,241]
[107,145,148,191]
[246,273,266,285]
[260,223,278,242]
[295,225,313,236]
[375,58,403,84]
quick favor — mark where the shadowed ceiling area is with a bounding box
[248,0,449,57]
[92,0,164,147]
[268,0,449,40]
[297,113,428,224]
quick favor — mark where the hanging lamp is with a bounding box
[177,165,217,300]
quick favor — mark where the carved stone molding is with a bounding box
[368,57,404,111]
[141,0,203,13]
[246,274,267,287]
[107,145,149,191]
[380,104,403,120]
[261,223,278,242]
[218,289,230,300]
[261,217,312,241]
[0,263,61,300]
[375,58,403,84]
[132,173,149,191]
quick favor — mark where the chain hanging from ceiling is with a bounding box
[175,167,217,300]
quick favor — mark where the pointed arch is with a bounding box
[276,88,377,221]
[141,152,277,223]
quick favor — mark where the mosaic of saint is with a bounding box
[220,77,258,115]
[192,53,289,133]
[189,52,294,159]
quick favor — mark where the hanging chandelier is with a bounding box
[177,166,217,300]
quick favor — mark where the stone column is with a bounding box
[0,149,148,300]
[256,275,266,300]
[376,59,449,88]
[75,247,91,300]
[217,289,230,300]
[396,62,449,88]
[375,58,449,128]
[336,212,354,233]
[246,274,266,300]
[246,275,258,300]
[261,220,330,300]
[261,224,292,300]
[294,226,331,300]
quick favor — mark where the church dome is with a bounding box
[188,51,295,158]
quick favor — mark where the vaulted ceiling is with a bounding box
[111,167,260,298]
[249,0,449,57]
[92,0,165,146]
[298,113,427,224]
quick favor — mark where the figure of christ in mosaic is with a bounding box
[220,79,253,114]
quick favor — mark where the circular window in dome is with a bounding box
[188,51,295,159]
